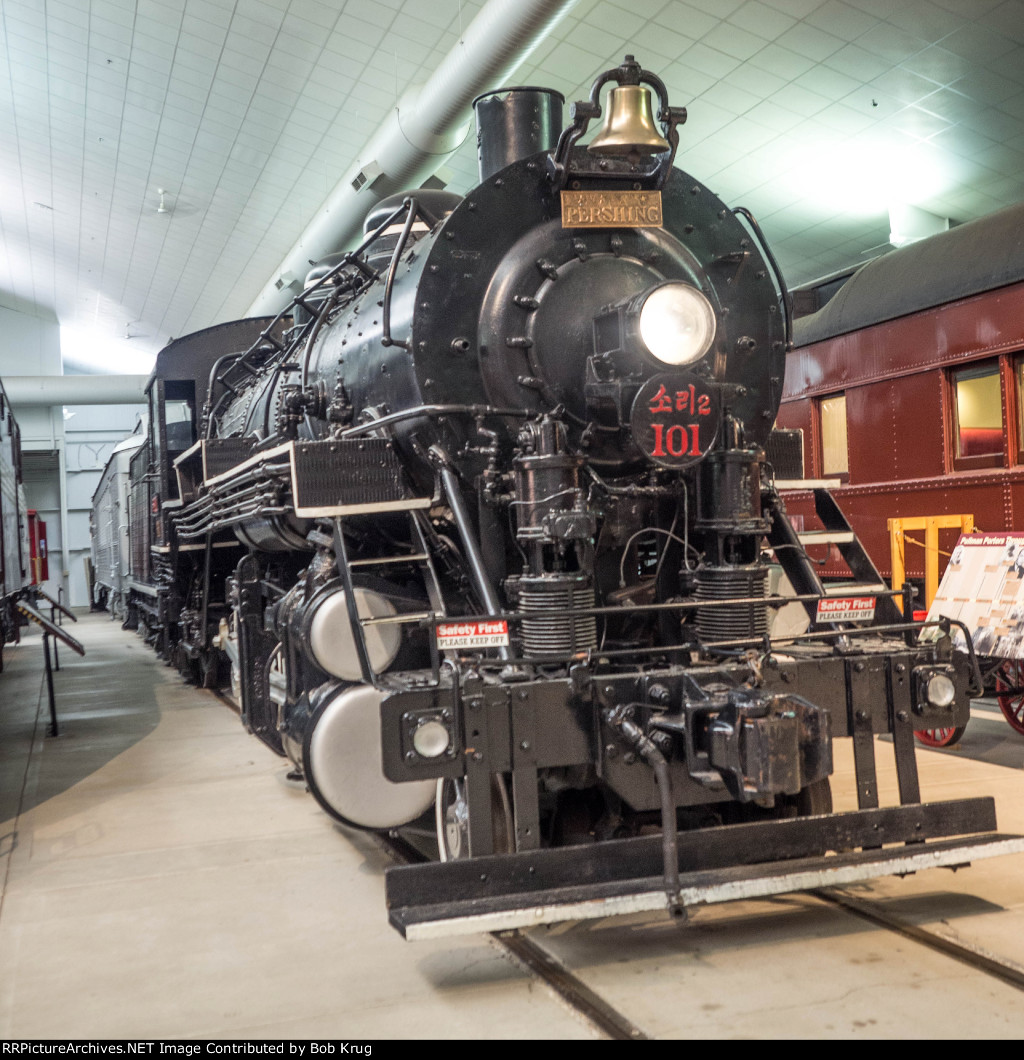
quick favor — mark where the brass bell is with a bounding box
[587,84,670,156]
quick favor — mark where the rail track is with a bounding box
[374,829,1024,1039]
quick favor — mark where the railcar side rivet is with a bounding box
[855,661,865,672]
[430,265,439,273]
[897,710,909,722]
[895,663,906,673]
[520,741,530,750]
[472,751,483,761]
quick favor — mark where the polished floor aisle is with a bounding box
[0,613,592,1039]
[3,612,1024,1039]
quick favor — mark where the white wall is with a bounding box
[64,404,145,606]
[0,305,61,375]
[1,305,145,606]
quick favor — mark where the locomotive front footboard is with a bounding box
[376,632,1023,937]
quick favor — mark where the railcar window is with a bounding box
[820,394,848,475]
[1016,361,1024,457]
[952,363,1003,467]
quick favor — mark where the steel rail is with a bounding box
[375,832,648,1041]
[814,888,1024,992]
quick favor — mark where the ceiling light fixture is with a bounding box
[156,188,169,214]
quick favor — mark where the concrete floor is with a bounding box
[3,611,1024,1039]
[0,613,593,1040]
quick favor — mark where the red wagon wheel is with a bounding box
[914,725,966,748]
[995,659,1024,736]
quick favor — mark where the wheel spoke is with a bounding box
[995,659,1024,736]
[915,725,965,748]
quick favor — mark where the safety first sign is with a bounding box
[436,619,510,650]
[815,596,876,623]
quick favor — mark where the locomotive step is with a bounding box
[385,798,1024,939]
[797,529,856,545]
[775,478,843,490]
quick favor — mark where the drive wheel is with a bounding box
[436,775,513,860]
[915,726,966,748]
[995,660,1024,735]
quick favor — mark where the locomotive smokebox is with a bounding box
[473,87,564,182]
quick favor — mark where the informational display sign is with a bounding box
[925,532,1024,659]
[815,596,876,623]
[436,619,510,651]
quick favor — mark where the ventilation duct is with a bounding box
[246,0,578,317]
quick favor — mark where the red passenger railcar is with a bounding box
[777,202,1024,741]
[777,200,1024,585]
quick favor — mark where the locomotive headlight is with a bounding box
[593,281,717,369]
[638,283,717,366]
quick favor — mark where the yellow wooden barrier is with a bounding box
[888,514,975,613]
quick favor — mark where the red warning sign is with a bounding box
[436,619,510,650]
[815,597,876,623]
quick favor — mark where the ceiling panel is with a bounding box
[1,0,1023,372]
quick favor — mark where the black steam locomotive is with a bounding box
[120,58,1016,937]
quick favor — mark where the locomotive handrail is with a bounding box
[356,586,911,626]
[380,197,418,351]
[340,403,534,438]
[733,206,792,350]
[431,616,977,676]
[354,594,980,687]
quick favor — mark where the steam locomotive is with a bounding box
[115,58,1019,937]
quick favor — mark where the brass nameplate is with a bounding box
[561,189,663,228]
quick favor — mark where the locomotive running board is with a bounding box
[385,798,1024,940]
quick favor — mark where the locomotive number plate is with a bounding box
[561,190,663,228]
[436,620,510,650]
[631,372,719,468]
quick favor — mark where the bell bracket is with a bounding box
[547,55,687,190]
